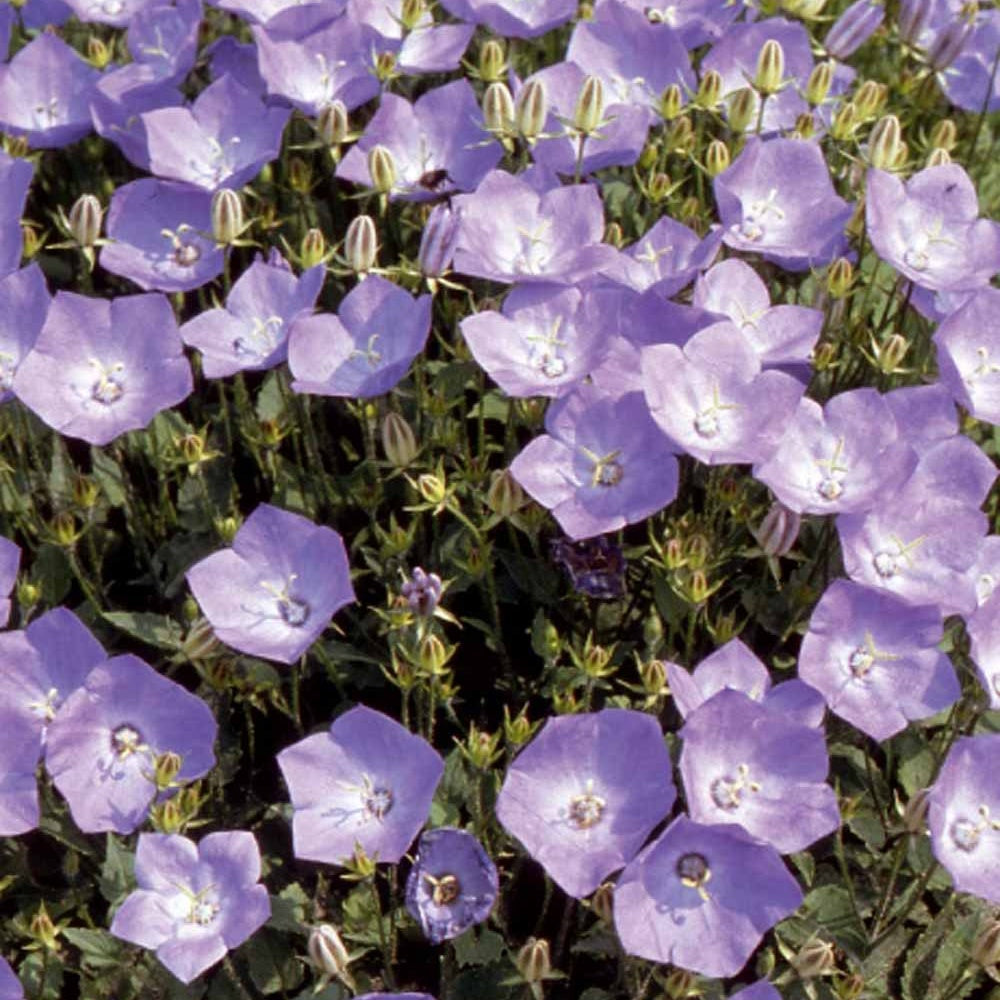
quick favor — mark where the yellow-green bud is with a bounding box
[216,515,240,544]
[153,751,183,789]
[728,87,757,133]
[317,100,348,145]
[794,111,816,138]
[5,135,28,159]
[591,884,614,924]
[926,146,951,167]
[685,533,709,570]
[478,39,507,83]
[854,79,886,119]
[664,968,697,999]
[704,139,730,177]
[72,474,100,509]
[637,141,658,170]
[483,81,515,136]
[516,938,551,984]
[308,924,354,985]
[754,39,785,96]
[805,60,834,106]
[344,215,378,274]
[573,75,605,135]
[462,723,502,769]
[287,155,312,194]
[30,904,60,951]
[665,116,694,154]
[791,939,837,979]
[868,114,902,170]
[486,467,525,516]
[300,227,327,268]
[639,658,668,696]
[583,642,613,677]
[417,470,447,505]
[876,333,910,373]
[69,193,102,248]
[211,188,245,245]
[827,256,854,298]
[368,144,397,194]
[399,0,424,30]
[664,536,685,569]
[929,118,958,151]
[418,633,452,674]
[22,223,42,260]
[381,412,417,467]
[87,36,112,68]
[516,79,548,142]
[838,974,865,1000]
[659,82,684,120]
[689,569,711,604]
[830,100,858,141]
[648,171,672,202]
[16,581,39,609]
[695,69,723,109]
[52,512,78,547]
[973,920,1000,968]
[374,51,397,81]
[604,221,624,248]
[503,705,536,747]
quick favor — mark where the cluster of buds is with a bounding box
[149,780,205,834]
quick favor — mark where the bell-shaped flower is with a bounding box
[0,955,21,1000]
[496,709,676,898]
[939,11,1000,112]
[125,0,202,86]
[936,286,1000,423]
[186,503,355,665]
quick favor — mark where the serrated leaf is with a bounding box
[452,927,506,967]
[103,611,185,651]
[62,928,125,970]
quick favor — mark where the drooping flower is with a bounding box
[186,503,355,664]
[278,705,444,865]
[12,291,193,446]
[110,831,270,983]
[496,708,676,898]
[45,655,218,834]
[405,827,498,943]
[613,815,803,977]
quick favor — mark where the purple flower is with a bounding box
[180,255,324,378]
[100,178,224,292]
[110,831,270,983]
[715,137,851,271]
[142,75,290,191]
[510,384,679,540]
[63,0,159,26]
[45,655,217,833]
[0,153,33,280]
[936,286,1000,423]
[927,735,1000,904]
[401,567,442,616]
[613,815,803,978]
[405,827,498,943]
[127,0,202,85]
[439,0,575,38]
[550,535,626,599]
[289,275,432,398]
[0,957,21,1000]
[679,689,839,854]
[0,533,19,625]
[496,709,676,898]
[642,322,805,466]
[824,0,884,59]
[0,265,52,406]
[279,706,444,864]
[866,164,1000,292]
[797,580,959,741]
[967,589,1000,708]
[940,11,1000,112]
[13,291,193,446]
[186,503,355,664]
[0,713,41,837]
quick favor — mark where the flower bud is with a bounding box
[516,80,548,142]
[417,470,447,505]
[399,0,424,30]
[30,903,60,951]
[827,256,854,298]
[868,114,902,169]
[790,939,837,979]
[929,118,957,151]
[181,617,220,661]
[418,633,452,674]
[728,87,757,133]
[754,39,785,96]
[604,221,624,247]
[344,215,378,274]
[400,566,442,616]
[486,468,526,517]
[664,536,685,569]
[659,82,684,120]
[287,156,312,194]
[381,412,417,466]
[16,581,39,609]
[689,569,711,604]
[368,144,397,194]
[704,139,730,177]
[317,100,349,146]
[639,658,668,696]
[52,512,78,547]
[478,39,507,82]
[516,938,551,984]
[153,751,183,789]
[462,722,502,769]
[591,883,614,923]
[419,202,460,280]
[72,474,99,509]
[756,502,801,557]
[300,227,327,268]
[503,705,536,747]
[22,223,41,259]
[573,75,605,136]
[854,80,887,119]
[824,0,884,61]
[87,35,112,68]
[216,515,240,544]
[973,919,1000,968]
[483,81,515,136]
[308,924,354,986]
[374,50,397,81]
[664,969,697,999]
[665,116,694,154]
[211,188,245,245]
[695,69,722,109]
[926,146,950,167]
[648,171,672,202]
[839,973,865,1000]
[793,111,816,138]
[805,60,834,105]
[69,193,102,248]
[928,19,972,71]
[902,788,929,832]
[831,100,858,141]
[898,0,932,44]
[876,333,910,373]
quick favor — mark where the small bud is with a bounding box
[516,79,548,142]
[374,50,397,82]
[416,470,447,506]
[794,111,816,138]
[487,468,526,517]
[211,188,245,245]
[533,616,561,661]
[16,581,39,609]
[317,101,348,146]
[704,139,730,177]
[604,221,624,248]
[685,534,709,570]
[30,903,60,951]
[838,974,865,1000]
[805,60,835,106]
[813,341,838,370]
[824,0,884,61]
[52,512,78,547]
[503,704,536,747]
[483,81,515,136]
[288,155,312,194]
[637,141,658,170]
[590,883,614,924]
[418,633,452,675]
[573,75,605,136]
[400,566,442,616]
[754,39,785,96]
[153,751,183,789]
[927,19,972,71]
[72,474,100,509]
[876,333,910,373]
[827,256,854,298]
[582,642,613,678]
[728,87,757,133]
[300,227,327,268]
[791,939,837,979]
[831,100,858,141]
[648,171,672,202]
[419,202,460,280]
[68,193,102,248]
[659,82,684,120]
[5,135,28,159]
[344,215,378,274]
[22,223,42,259]
[87,35,112,68]
[368,144,397,194]
[689,569,711,604]
[926,146,951,167]
[973,919,1000,968]
[381,412,418,466]
[868,114,902,169]
[855,81,887,122]
[399,0,424,30]
[478,39,507,83]
[639,658,668,696]
[461,722,502,769]
[929,118,957,152]
[665,116,694,154]
[695,69,723,109]
[902,788,929,832]
[308,924,354,986]
[516,938,551,984]
[216,516,239,544]
[664,968,698,999]
[756,502,801,557]
[664,536,685,570]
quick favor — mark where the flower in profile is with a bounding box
[187,504,355,664]
[110,831,270,983]
[278,705,444,865]
[798,580,959,741]
[927,734,1000,904]
[613,815,803,977]
[12,291,193,446]
[405,827,498,943]
[45,655,217,833]
[496,709,675,898]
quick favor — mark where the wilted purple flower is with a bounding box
[927,735,1000,904]
[715,137,851,271]
[936,286,1000,423]
[510,384,679,540]
[405,827,498,943]
[824,0,884,59]
[110,831,270,983]
[755,501,801,558]
[401,567,442,616]
[439,0,574,37]
[496,709,675,898]
[550,535,626,599]
[0,957,20,1000]
[453,170,615,285]
[614,815,803,977]
[679,689,839,854]
[754,389,917,516]
[289,275,432,398]
[13,291,192,446]
[867,164,1000,293]
[642,322,805,466]
[0,153,33,280]
[101,178,224,292]
[45,655,217,833]
[279,705,443,864]
[187,503,354,664]
[180,255,324,377]
[0,534,19,626]
[0,33,99,148]
[337,81,500,200]
[798,580,959,741]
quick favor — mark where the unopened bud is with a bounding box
[374,50,397,81]
[52,512,78,547]
[418,633,452,674]
[728,87,757,133]
[16,581,39,608]
[317,101,349,146]
[854,80,887,119]
[791,939,837,979]
[516,938,551,983]
[664,969,698,999]
[695,69,722,109]
[591,883,614,923]
[417,470,446,505]
[639,658,668,696]
[665,116,694,154]
[805,60,834,106]
[839,973,865,1000]
[825,0,884,60]
[664,536,685,569]
[929,118,957,152]
[794,111,816,138]
[87,35,112,68]
[973,919,1000,968]
[754,39,785,96]
[216,515,239,544]
[927,19,972,71]
[516,80,548,142]
[368,145,397,194]
[211,188,244,245]
[503,705,536,747]
[573,75,605,135]
[153,751,183,789]
[689,569,711,603]
[419,202,460,279]
[704,139,730,177]
[877,333,910,373]
[487,467,526,516]
[898,0,932,45]
[182,616,219,661]
[868,114,902,169]
[69,193,102,247]
[381,412,418,466]
[72,474,99,509]
[827,256,854,298]
[288,156,312,194]
[648,171,672,202]
[831,100,858,141]
[22,223,41,260]
[926,146,950,167]
[604,221,624,247]
[479,39,507,82]
[31,903,60,951]
[756,502,801,557]
[308,924,354,986]
[344,215,377,273]
[483,81,515,136]
[300,227,326,268]
[399,0,424,29]
[659,83,683,120]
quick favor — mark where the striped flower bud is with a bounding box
[211,188,244,245]
[317,101,348,146]
[573,75,605,136]
[344,215,377,273]
[483,81,515,136]
[754,39,785,96]
[704,140,730,177]
[868,114,902,169]
[516,79,548,142]
[898,0,932,45]
[368,144,396,193]
[300,227,326,268]
[827,257,854,298]
[728,87,757,132]
[830,100,858,141]
[69,193,102,248]
[756,502,801,557]
[926,146,950,167]
[660,82,683,120]
[805,60,834,105]
[308,925,354,987]
[478,39,506,82]
[854,79,887,118]
[381,412,418,467]
[695,69,722,109]
[929,118,957,151]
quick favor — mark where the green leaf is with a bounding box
[99,833,135,904]
[245,928,304,995]
[62,928,125,970]
[32,543,72,605]
[452,927,506,967]
[48,434,73,502]
[267,883,310,933]
[19,950,65,1000]
[103,611,185,652]
[341,884,391,947]
[90,447,127,507]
